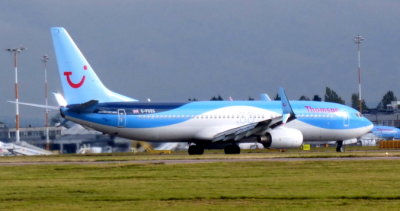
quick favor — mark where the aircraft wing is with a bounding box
[212,88,295,142]
[212,118,275,142]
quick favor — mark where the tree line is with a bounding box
[203,87,398,112]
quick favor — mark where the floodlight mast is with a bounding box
[6,47,25,143]
[42,55,50,150]
[354,35,364,113]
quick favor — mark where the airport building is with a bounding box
[0,123,131,154]
[363,101,400,127]
[0,126,62,142]
[364,113,400,128]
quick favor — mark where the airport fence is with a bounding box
[379,140,400,149]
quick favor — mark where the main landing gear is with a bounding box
[336,140,345,152]
[187,142,241,155]
[224,144,240,154]
[188,144,204,155]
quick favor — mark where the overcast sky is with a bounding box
[1,0,400,126]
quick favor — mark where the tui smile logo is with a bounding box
[64,65,87,88]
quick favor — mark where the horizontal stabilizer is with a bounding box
[8,101,59,110]
[55,119,69,128]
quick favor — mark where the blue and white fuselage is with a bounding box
[50,27,372,154]
[371,125,400,140]
[61,100,372,143]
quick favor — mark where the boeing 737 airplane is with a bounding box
[371,125,400,140]
[18,27,374,155]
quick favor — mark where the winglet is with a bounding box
[259,93,271,101]
[278,88,296,124]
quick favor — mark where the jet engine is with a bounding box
[258,127,303,148]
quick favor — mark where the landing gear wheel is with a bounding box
[188,145,204,155]
[336,141,345,152]
[336,145,345,152]
[224,144,241,154]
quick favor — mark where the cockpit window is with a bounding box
[356,112,363,118]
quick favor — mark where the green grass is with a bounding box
[0,155,400,210]
[0,145,399,164]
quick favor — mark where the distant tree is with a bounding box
[351,93,368,111]
[274,93,280,100]
[188,98,197,101]
[324,87,345,104]
[351,93,358,109]
[377,91,397,110]
[298,95,310,101]
[312,95,322,102]
[248,96,255,101]
[210,95,224,101]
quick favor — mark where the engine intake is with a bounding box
[258,127,303,148]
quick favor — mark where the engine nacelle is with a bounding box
[258,127,303,148]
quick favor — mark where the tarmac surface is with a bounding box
[0,156,399,166]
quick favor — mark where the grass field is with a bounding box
[1,149,400,210]
[0,145,399,163]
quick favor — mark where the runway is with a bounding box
[0,156,399,166]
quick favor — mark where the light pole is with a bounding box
[354,35,364,113]
[6,47,25,143]
[42,55,50,150]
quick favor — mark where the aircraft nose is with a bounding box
[365,118,374,132]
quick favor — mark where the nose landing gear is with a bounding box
[336,140,345,152]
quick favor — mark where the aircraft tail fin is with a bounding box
[50,27,137,105]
